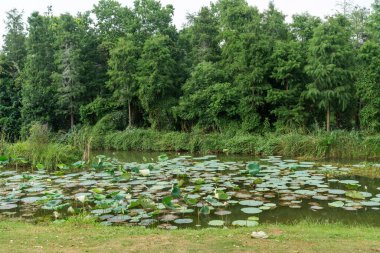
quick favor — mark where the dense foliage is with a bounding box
[1,0,380,140]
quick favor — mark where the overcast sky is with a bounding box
[0,0,374,47]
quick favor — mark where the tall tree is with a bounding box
[185,6,221,66]
[137,34,177,129]
[175,61,238,131]
[216,0,265,131]
[133,0,177,45]
[267,40,306,130]
[305,15,355,131]
[21,10,57,134]
[368,0,380,42]
[52,14,85,129]
[355,41,380,131]
[107,37,139,128]
[0,9,26,140]
[291,14,322,44]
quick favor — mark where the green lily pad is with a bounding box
[232,220,259,227]
[0,204,17,210]
[328,201,345,208]
[241,207,262,214]
[360,201,380,207]
[238,200,263,207]
[214,210,231,216]
[208,220,224,226]
[174,218,193,224]
[345,191,365,200]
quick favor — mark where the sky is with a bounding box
[0,0,374,47]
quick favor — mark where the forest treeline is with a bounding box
[1,0,380,141]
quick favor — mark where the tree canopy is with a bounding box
[1,0,380,138]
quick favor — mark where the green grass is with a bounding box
[0,219,379,252]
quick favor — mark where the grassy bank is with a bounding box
[0,219,379,253]
[73,127,380,160]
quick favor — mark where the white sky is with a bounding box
[0,0,374,47]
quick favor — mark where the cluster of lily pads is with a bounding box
[0,155,379,229]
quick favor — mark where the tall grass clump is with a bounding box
[6,123,80,169]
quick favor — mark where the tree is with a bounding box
[368,0,380,42]
[305,15,355,131]
[21,10,57,134]
[267,40,306,130]
[137,34,177,129]
[175,61,238,131]
[52,14,85,129]
[0,9,27,140]
[93,0,134,45]
[349,6,369,47]
[216,0,266,131]
[291,14,322,44]
[133,0,177,45]
[185,6,221,66]
[107,37,139,128]
[355,41,380,131]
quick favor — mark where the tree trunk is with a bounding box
[70,107,74,129]
[326,104,330,132]
[128,100,132,128]
[355,100,361,130]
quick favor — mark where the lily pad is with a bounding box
[238,200,263,207]
[174,218,193,224]
[241,207,262,214]
[360,201,380,207]
[0,204,17,210]
[328,201,345,208]
[208,220,224,226]
[232,220,259,227]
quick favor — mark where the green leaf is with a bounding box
[36,163,45,170]
[171,184,181,198]
[345,191,365,200]
[158,154,168,162]
[214,189,229,200]
[200,205,210,215]
[162,196,175,209]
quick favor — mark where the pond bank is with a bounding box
[0,219,379,253]
[79,128,380,160]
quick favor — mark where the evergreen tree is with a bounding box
[137,34,177,129]
[305,15,355,131]
[0,9,26,139]
[52,14,85,129]
[107,37,139,128]
[21,10,57,134]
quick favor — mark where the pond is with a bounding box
[0,152,379,229]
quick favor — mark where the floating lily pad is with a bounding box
[21,196,41,204]
[328,201,345,208]
[174,218,193,224]
[208,220,224,226]
[238,200,263,207]
[214,210,231,216]
[0,204,17,210]
[360,201,380,207]
[108,215,131,223]
[328,189,346,195]
[232,220,259,227]
[345,191,365,200]
[241,207,262,214]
